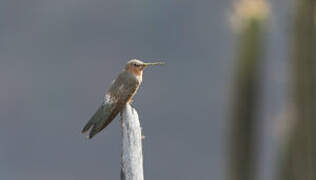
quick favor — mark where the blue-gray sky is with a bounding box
[0,0,291,179]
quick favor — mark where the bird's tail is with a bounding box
[81,104,118,139]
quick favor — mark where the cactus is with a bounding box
[228,1,269,180]
[279,0,316,180]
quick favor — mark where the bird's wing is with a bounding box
[81,102,118,139]
[114,72,140,105]
[81,72,139,139]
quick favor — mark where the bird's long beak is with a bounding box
[143,62,165,67]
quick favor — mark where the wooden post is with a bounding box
[120,104,144,180]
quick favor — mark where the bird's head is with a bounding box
[125,59,165,76]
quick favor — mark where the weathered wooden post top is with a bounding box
[81,59,164,180]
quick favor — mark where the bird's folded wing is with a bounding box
[81,71,139,139]
[81,102,118,139]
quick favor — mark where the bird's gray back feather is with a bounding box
[81,71,140,139]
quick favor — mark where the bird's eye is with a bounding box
[134,63,140,67]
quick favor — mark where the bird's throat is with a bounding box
[128,68,143,79]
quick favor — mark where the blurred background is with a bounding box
[1,0,315,179]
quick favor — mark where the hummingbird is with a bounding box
[82,59,164,139]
